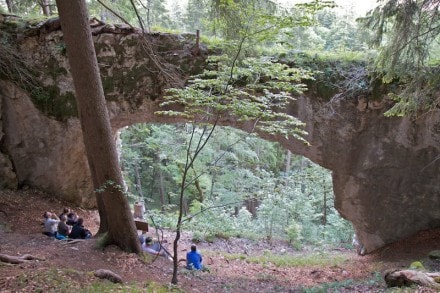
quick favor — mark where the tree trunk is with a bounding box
[191,167,204,202]
[245,197,258,217]
[285,149,291,173]
[158,165,166,212]
[5,0,15,13]
[322,189,327,225]
[155,154,166,212]
[41,0,51,16]
[133,160,144,199]
[209,168,216,197]
[55,0,140,253]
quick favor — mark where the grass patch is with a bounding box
[299,271,384,293]
[223,252,348,268]
[5,267,182,293]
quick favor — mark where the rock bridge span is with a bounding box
[0,17,439,253]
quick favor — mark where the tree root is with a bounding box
[0,253,45,264]
[59,239,85,245]
[385,269,440,289]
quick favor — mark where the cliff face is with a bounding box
[279,95,440,253]
[1,17,439,253]
[0,16,205,207]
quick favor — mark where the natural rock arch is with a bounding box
[0,17,439,253]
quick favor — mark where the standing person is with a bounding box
[42,211,60,237]
[186,244,203,270]
[69,217,92,239]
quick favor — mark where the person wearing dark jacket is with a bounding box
[69,217,92,239]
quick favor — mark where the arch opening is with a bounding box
[119,122,354,247]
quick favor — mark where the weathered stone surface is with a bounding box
[279,95,440,253]
[0,80,93,206]
[0,17,439,253]
[0,18,205,207]
[0,92,17,189]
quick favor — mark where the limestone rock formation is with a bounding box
[0,17,439,253]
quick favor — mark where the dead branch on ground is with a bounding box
[0,253,45,264]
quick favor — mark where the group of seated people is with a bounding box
[44,208,202,269]
[42,207,92,240]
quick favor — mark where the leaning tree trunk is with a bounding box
[55,0,140,253]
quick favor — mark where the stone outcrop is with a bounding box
[0,17,439,253]
[280,95,440,253]
[0,17,205,206]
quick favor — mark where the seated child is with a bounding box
[56,215,71,240]
[42,211,59,237]
[141,237,172,260]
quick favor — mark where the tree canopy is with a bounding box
[360,0,440,116]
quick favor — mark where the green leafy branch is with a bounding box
[156,55,312,144]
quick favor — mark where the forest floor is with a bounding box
[0,189,439,293]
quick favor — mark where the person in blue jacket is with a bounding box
[186,244,203,270]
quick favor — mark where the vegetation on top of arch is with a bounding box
[359,0,440,117]
[154,0,342,145]
[156,53,311,144]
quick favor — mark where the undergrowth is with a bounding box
[299,271,384,293]
[221,251,348,267]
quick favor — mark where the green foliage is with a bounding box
[226,251,348,267]
[409,261,425,270]
[360,0,440,116]
[95,232,110,250]
[285,222,302,249]
[30,86,78,121]
[157,54,311,143]
[184,200,240,241]
[284,5,370,54]
[274,50,370,101]
[147,208,179,230]
[299,271,383,293]
[121,124,353,248]
[3,0,48,16]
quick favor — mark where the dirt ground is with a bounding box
[0,189,439,292]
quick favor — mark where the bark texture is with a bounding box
[55,0,140,252]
